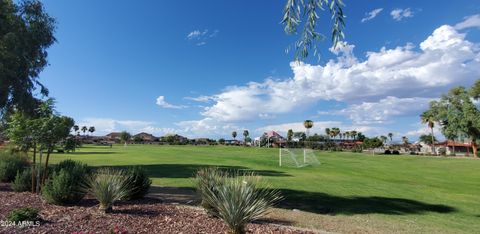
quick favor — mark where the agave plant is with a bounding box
[85,168,131,213]
[202,171,282,234]
[195,167,226,216]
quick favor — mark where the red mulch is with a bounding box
[0,183,313,234]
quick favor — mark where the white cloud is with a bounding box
[76,118,176,136]
[256,121,387,138]
[198,24,480,123]
[390,8,414,21]
[175,118,239,138]
[403,123,444,141]
[455,14,480,30]
[361,8,383,23]
[156,96,187,109]
[322,96,434,124]
[186,29,219,46]
[184,95,215,103]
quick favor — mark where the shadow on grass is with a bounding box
[63,151,118,155]
[276,188,457,215]
[96,164,291,178]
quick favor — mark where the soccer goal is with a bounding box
[279,148,320,168]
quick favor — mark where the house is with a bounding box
[261,131,286,148]
[133,132,158,142]
[435,140,474,156]
[105,132,122,143]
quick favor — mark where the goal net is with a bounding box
[279,148,320,168]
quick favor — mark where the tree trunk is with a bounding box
[431,127,436,155]
[36,151,42,194]
[42,148,52,186]
[472,140,478,157]
[31,144,37,193]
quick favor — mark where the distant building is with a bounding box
[106,132,122,143]
[160,134,188,144]
[133,132,158,142]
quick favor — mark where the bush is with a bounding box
[85,168,131,213]
[384,150,391,155]
[124,166,151,200]
[200,170,282,234]
[0,151,29,182]
[392,150,400,155]
[42,160,89,205]
[7,207,39,222]
[195,167,226,216]
[11,168,32,192]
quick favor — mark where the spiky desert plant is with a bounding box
[202,171,282,234]
[195,167,226,216]
[85,168,131,213]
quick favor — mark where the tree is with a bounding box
[282,0,345,60]
[331,127,340,139]
[402,136,409,146]
[243,130,249,145]
[388,133,393,142]
[73,125,79,134]
[380,135,388,144]
[350,130,357,140]
[325,128,331,140]
[363,137,383,155]
[287,129,294,142]
[421,112,437,155]
[303,120,314,137]
[0,0,56,115]
[81,126,87,136]
[419,134,437,145]
[120,131,131,147]
[232,131,237,141]
[88,126,95,136]
[425,82,480,157]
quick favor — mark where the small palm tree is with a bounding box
[388,133,393,142]
[88,126,95,136]
[351,130,357,140]
[81,126,88,136]
[421,112,436,155]
[232,131,237,141]
[303,120,314,137]
[287,129,294,142]
[380,135,388,144]
[73,125,79,134]
[345,131,351,140]
[243,130,249,145]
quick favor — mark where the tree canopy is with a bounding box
[0,0,56,115]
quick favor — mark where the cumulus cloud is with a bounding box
[184,95,215,103]
[175,118,239,138]
[156,96,187,109]
[322,96,434,124]
[361,8,383,23]
[454,14,480,30]
[198,24,480,123]
[390,8,414,21]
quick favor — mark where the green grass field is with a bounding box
[50,144,480,233]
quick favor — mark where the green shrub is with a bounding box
[195,167,226,216]
[42,160,89,205]
[0,151,29,182]
[85,168,131,213]
[124,166,151,200]
[200,170,282,234]
[11,168,32,192]
[7,207,39,222]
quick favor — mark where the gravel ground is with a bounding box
[0,183,314,234]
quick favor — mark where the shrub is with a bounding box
[392,150,400,155]
[384,150,391,155]
[11,168,32,192]
[42,160,89,205]
[201,171,282,234]
[0,151,29,182]
[7,207,39,222]
[85,168,131,213]
[124,166,151,200]
[195,167,226,216]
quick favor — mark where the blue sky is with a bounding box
[39,0,480,140]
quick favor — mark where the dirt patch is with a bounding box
[0,183,315,234]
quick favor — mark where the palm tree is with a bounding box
[81,126,88,136]
[345,131,351,140]
[388,133,393,142]
[303,120,314,137]
[402,136,409,146]
[325,128,331,140]
[331,127,340,139]
[88,126,95,136]
[73,125,79,134]
[232,131,237,141]
[380,135,388,144]
[350,130,357,140]
[243,130,249,145]
[287,129,294,142]
[421,113,436,155]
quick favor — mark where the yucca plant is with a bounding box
[195,167,226,216]
[202,171,282,234]
[85,168,131,213]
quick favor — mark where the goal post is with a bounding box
[279,148,320,168]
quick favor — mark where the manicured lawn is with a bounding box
[49,144,480,233]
